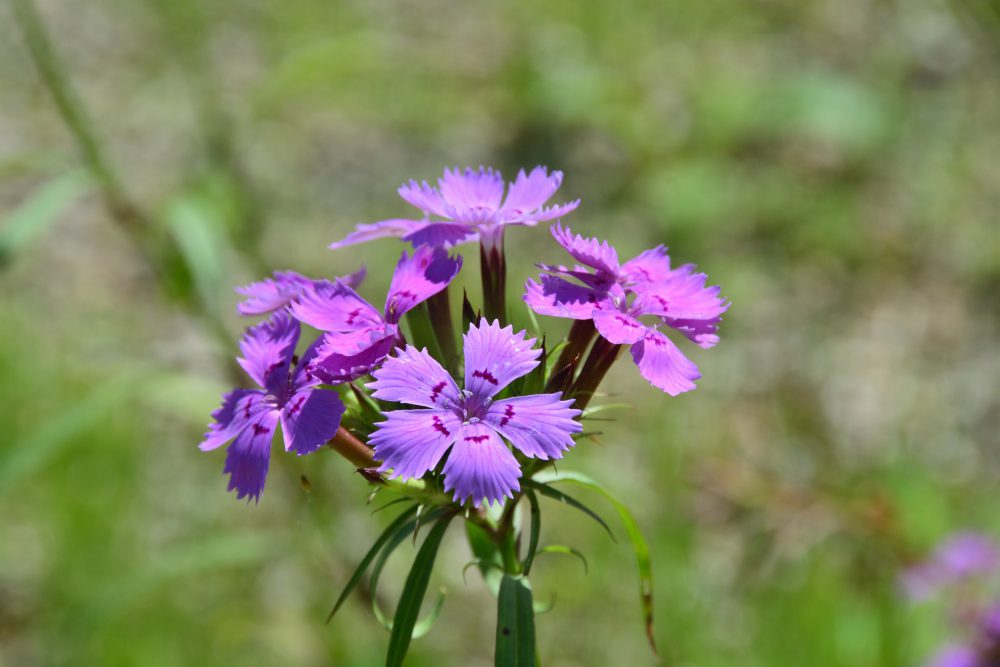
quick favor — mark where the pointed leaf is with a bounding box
[533,470,657,654]
[385,513,455,667]
[536,545,589,574]
[495,574,536,667]
[522,490,541,576]
[521,479,614,541]
[326,504,419,623]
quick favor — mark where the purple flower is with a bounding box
[524,223,729,395]
[367,319,582,506]
[903,533,1000,601]
[329,166,579,251]
[235,267,366,316]
[200,312,346,502]
[290,245,462,382]
[927,646,979,667]
[922,603,1000,667]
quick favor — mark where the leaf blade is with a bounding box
[495,574,536,667]
[385,512,455,667]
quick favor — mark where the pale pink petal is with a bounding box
[636,270,730,322]
[523,276,601,320]
[550,223,620,276]
[236,312,300,395]
[328,219,427,250]
[593,309,647,345]
[200,389,268,451]
[289,281,383,332]
[437,166,505,216]
[620,246,674,285]
[630,329,701,396]
[401,222,478,248]
[398,181,450,218]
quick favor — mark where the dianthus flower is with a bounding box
[290,245,461,382]
[368,319,582,506]
[903,533,1000,601]
[200,312,346,501]
[524,223,728,395]
[329,166,579,251]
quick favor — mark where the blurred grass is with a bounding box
[2,0,999,665]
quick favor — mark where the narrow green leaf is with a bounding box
[326,504,419,623]
[521,479,614,541]
[536,545,589,574]
[495,575,536,667]
[533,470,657,654]
[522,490,541,576]
[371,508,448,630]
[385,513,455,667]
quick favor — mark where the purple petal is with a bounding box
[370,409,461,481]
[630,329,701,396]
[223,409,279,502]
[463,319,542,399]
[508,199,580,225]
[200,389,267,451]
[328,219,426,250]
[498,167,562,217]
[368,345,462,409]
[442,422,521,507]
[550,222,620,276]
[485,393,582,460]
[398,181,450,218]
[237,312,300,395]
[235,271,313,316]
[338,265,367,290]
[437,166,505,220]
[384,246,462,323]
[593,308,647,345]
[635,269,729,322]
[925,645,978,667]
[620,246,674,285]
[401,222,478,248]
[289,281,383,333]
[523,276,601,320]
[310,326,399,383]
[498,166,578,225]
[669,316,723,349]
[279,387,345,456]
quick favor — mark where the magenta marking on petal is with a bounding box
[429,381,447,404]
[464,434,490,443]
[432,415,452,437]
[615,315,642,329]
[252,423,271,435]
[499,404,515,427]
[287,395,306,416]
[472,369,499,385]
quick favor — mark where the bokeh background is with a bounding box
[2,0,999,665]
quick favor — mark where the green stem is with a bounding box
[426,287,459,375]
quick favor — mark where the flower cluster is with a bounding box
[200,165,728,505]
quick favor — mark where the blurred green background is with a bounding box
[2,0,999,665]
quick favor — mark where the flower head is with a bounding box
[329,166,579,251]
[235,267,365,317]
[290,245,462,382]
[200,312,346,501]
[368,319,582,506]
[524,223,729,395]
